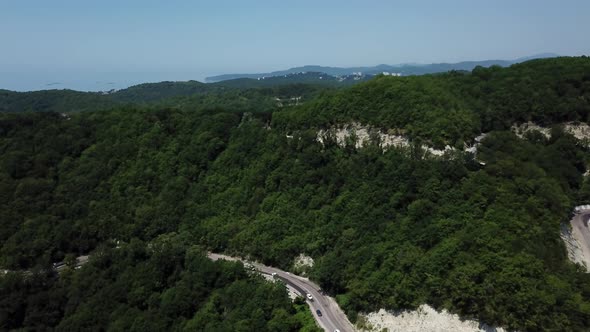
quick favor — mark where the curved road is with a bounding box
[1,255,90,275]
[54,255,89,272]
[3,252,353,332]
[208,253,355,332]
[7,205,590,331]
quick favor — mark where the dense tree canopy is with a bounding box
[0,78,337,113]
[1,57,590,331]
[274,56,590,148]
[0,233,319,331]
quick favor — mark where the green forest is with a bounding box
[0,75,339,113]
[2,57,590,331]
[1,233,320,331]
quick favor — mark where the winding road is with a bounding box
[2,252,355,332]
[54,255,89,271]
[208,253,355,332]
[7,202,590,331]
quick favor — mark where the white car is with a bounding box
[306,293,313,301]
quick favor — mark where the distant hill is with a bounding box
[0,72,365,112]
[0,89,117,113]
[205,53,559,82]
[0,54,562,112]
[2,56,590,332]
[0,74,347,113]
[212,71,371,88]
[110,80,218,103]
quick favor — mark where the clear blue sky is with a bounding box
[1,0,589,91]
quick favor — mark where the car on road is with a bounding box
[306,293,313,301]
[316,309,322,317]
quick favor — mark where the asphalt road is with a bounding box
[208,252,355,332]
[7,251,355,331]
[55,255,89,272]
[1,255,90,275]
[570,210,590,271]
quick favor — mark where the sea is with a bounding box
[0,68,214,92]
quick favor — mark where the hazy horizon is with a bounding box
[0,53,570,92]
[1,0,589,91]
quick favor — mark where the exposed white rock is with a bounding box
[511,121,590,147]
[511,122,590,174]
[426,145,454,156]
[317,122,409,150]
[274,96,302,107]
[562,206,590,272]
[294,254,314,269]
[315,121,590,156]
[285,286,300,300]
[565,123,590,175]
[474,133,488,143]
[361,305,505,332]
[314,121,590,167]
[564,122,590,146]
[560,223,588,270]
[316,123,454,156]
[511,122,551,139]
[464,133,489,164]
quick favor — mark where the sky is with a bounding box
[1,0,589,91]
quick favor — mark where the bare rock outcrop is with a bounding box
[361,305,505,332]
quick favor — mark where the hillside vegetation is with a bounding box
[275,56,590,148]
[0,89,117,113]
[1,233,320,331]
[0,75,342,113]
[1,57,590,331]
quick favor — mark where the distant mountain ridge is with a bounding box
[206,53,559,82]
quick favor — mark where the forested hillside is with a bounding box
[1,233,319,331]
[275,56,590,148]
[0,89,117,113]
[2,57,590,331]
[204,53,558,82]
[0,77,338,113]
